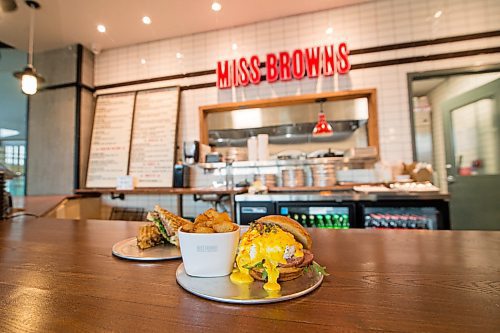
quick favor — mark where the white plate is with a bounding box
[112,237,181,261]
[176,262,324,304]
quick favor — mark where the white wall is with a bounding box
[94,0,500,217]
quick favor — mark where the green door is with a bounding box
[443,79,500,230]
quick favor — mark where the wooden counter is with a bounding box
[75,187,247,220]
[10,195,75,218]
[0,218,498,332]
[75,187,247,195]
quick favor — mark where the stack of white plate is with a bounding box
[282,169,305,187]
[311,164,337,187]
[254,174,276,187]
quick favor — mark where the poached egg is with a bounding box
[230,225,304,291]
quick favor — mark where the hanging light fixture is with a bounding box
[312,99,334,137]
[13,0,44,95]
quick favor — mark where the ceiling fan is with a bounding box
[0,0,17,12]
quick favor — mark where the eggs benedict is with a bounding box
[230,215,314,291]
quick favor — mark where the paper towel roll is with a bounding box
[247,136,258,161]
[257,134,269,161]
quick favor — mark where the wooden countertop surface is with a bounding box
[75,187,248,195]
[0,218,499,332]
[10,195,74,218]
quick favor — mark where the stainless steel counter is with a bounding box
[235,191,450,202]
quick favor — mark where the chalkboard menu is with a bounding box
[129,88,179,187]
[86,92,135,188]
[85,87,180,188]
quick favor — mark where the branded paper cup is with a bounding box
[178,225,240,277]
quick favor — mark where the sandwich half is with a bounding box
[146,205,192,247]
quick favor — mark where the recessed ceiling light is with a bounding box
[211,2,222,12]
[434,10,442,18]
[97,24,106,33]
[142,16,152,25]
[140,58,146,64]
[325,27,333,35]
[232,43,238,51]
[176,52,183,59]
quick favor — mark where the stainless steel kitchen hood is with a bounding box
[206,98,369,147]
[209,120,366,146]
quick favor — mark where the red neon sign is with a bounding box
[216,43,350,89]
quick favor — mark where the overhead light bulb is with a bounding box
[211,2,222,12]
[232,43,238,51]
[434,10,442,18]
[22,72,38,95]
[13,1,44,95]
[97,24,106,33]
[142,16,151,24]
[325,27,333,35]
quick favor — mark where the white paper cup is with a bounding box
[178,225,240,277]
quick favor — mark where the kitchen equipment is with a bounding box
[281,168,305,187]
[183,141,200,164]
[173,164,190,188]
[205,152,223,163]
[247,136,258,161]
[310,164,337,187]
[238,202,276,225]
[254,173,276,188]
[257,134,269,161]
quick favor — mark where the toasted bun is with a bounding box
[250,266,303,282]
[255,215,312,250]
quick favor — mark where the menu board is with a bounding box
[85,87,181,189]
[86,93,135,188]
[128,88,180,187]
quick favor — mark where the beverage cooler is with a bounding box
[236,196,450,230]
[357,200,450,230]
[238,202,276,225]
[276,203,356,229]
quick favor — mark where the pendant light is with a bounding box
[312,99,334,137]
[13,0,44,95]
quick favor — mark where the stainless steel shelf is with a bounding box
[197,156,376,170]
[235,192,450,202]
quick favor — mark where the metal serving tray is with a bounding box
[176,262,324,304]
[112,237,181,261]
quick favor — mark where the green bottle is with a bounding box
[333,214,341,229]
[342,214,350,229]
[308,215,315,228]
[325,215,333,229]
[317,215,325,228]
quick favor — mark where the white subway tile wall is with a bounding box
[94,0,500,217]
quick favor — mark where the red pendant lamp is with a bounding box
[312,100,333,137]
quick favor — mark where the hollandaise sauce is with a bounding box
[230,226,304,292]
